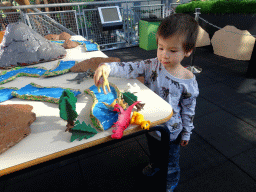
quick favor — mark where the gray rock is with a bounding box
[0,22,67,68]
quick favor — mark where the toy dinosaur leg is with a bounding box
[102,68,111,94]
[102,83,108,95]
[106,82,111,93]
[97,85,101,93]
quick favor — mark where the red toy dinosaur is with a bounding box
[111,101,141,139]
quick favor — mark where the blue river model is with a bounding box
[0,60,76,84]
[89,85,118,130]
[0,68,47,84]
[14,84,81,98]
[0,88,18,102]
[47,60,76,73]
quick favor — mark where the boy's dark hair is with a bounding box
[157,13,199,53]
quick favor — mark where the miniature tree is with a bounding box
[122,92,145,111]
[59,89,78,132]
[70,120,98,142]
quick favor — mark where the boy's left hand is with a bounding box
[180,140,189,147]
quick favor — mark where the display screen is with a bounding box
[101,7,120,22]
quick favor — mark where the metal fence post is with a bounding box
[24,12,32,29]
[77,5,83,37]
[189,8,200,67]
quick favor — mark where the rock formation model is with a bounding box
[45,32,79,49]
[44,34,60,41]
[70,57,121,72]
[44,32,71,41]
[0,22,67,69]
[62,39,80,49]
[211,25,255,61]
[59,32,71,41]
[0,104,36,154]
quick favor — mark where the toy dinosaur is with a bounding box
[126,83,140,93]
[111,101,141,139]
[67,69,94,84]
[122,92,145,111]
[130,111,151,130]
[97,68,111,94]
[102,98,127,110]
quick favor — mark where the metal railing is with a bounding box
[0,0,179,50]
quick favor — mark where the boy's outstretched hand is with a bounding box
[180,140,189,147]
[94,64,111,94]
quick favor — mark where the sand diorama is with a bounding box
[0,19,148,155]
[0,104,36,155]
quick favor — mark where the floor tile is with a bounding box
[216,75,256,94]
[0,180,6,192]
[134,134,150,157]
[199,82,256,109]
[195,72,219,89]
[79,140,149,192]
[176,161,256,192]
[76,137,136,160]
[194,110,255,158]
[5,162,84,192]
[3,153,80,185]
[220,60,249,74]
[104,47,157,62]
[231,148,256,180]
[207,53,240,66]
[225,101,256,127]
[195,97,222,118]
[201,66,242,82]
[179,132,227,183]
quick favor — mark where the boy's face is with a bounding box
[157,35,192,70]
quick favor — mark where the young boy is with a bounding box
[94,13,199,192]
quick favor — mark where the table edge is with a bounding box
[0,110,173,177]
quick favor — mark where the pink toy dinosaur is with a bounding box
[111,101,141,139]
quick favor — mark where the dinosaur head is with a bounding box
[141,121,151,130]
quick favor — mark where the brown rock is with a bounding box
[62,39,80,49]
[70,57,121,72]
[44,34,60,41]
[59,32,71,41]
[211,25,255,60]
[0,104,36,155]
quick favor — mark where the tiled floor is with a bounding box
[2,46,256,192]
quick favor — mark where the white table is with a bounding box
[0,36,173,177]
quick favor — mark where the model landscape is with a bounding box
[0,20,148,154]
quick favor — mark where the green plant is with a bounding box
[175,0,256,14]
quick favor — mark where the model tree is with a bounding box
[59,89,78,132]
[70,120,98,142]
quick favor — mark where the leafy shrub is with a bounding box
[175,0,256,14]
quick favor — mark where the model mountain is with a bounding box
[0,22,67,69]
